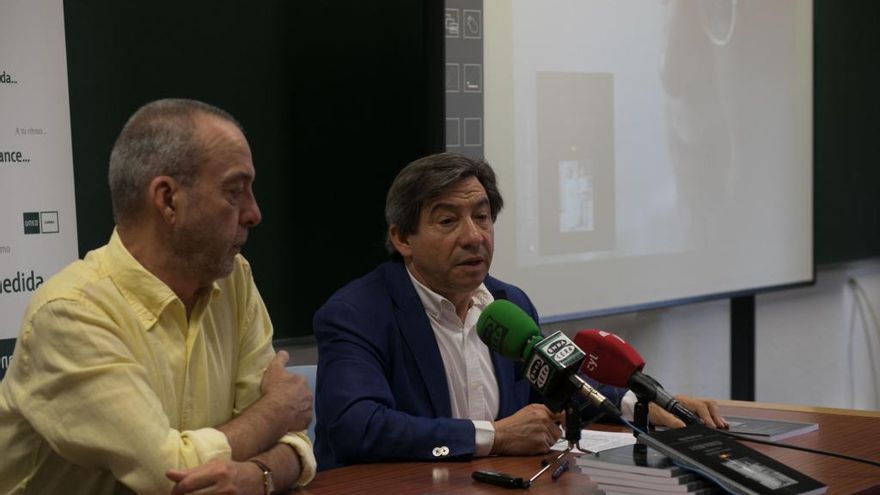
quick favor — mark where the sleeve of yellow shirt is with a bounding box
[232,268,316,486]
[8,299,231,495]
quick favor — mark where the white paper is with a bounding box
[552,429,637,454]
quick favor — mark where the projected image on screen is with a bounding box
[558,159,594,233]
[538,72,615,254]
[484,0,812,319]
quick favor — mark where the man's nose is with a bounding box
[241,191,262,227]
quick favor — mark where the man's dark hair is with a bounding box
[384,152,504,258]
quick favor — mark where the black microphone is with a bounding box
[574,329,703,425]
[476,300,621,418]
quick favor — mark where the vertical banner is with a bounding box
[0,0,78,379]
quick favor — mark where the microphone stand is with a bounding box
[632,396,651,438]
[631,396,653,458]
[565,401,582,447]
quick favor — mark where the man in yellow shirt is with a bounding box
[0,99,316,494]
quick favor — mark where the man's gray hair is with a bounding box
[108,98,241,225]
[384,152,503,258]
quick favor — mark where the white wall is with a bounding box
[545,297,731,400]
[757,259,880,410]
[546,258,880,411]
[284,258,880,412]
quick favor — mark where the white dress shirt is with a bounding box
[406,268,638,455]
[407,269,499,456]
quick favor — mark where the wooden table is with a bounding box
[299,401,880,494]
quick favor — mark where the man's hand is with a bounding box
[218,351,312,461]
[648,395,728,429]
[261,351,313,432]
[491,404,564,455]
[166,459,262,495]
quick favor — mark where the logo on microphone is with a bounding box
[585,352,599,372]
[548,341,576,362]
[541,332,584,366]
[527,357,551,389]
[479,316,507,353]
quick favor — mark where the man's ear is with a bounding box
[148,176,180,224]
[388,225,412,258]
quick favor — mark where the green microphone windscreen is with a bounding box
[477,300,541,361]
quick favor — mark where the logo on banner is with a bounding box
[0,270,44,295]
[0,70,18,84]
[23,211,59,234]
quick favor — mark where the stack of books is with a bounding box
[638,424,827,495]
[724,416,819,441]
[578,420,828,495]
[576,444,719,494]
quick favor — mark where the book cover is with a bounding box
[589,472,714,493]
[575,443,685,477]
[725,416,819,442]
[639,424,827,495]
[580,466,704,486]
[598,483,720,495]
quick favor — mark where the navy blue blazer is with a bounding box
[312,260,627,471]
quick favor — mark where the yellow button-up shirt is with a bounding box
[0,231,315,494]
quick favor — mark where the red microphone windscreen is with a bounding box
[574,329,646,388]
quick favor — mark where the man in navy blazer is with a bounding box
[313,153,725,471]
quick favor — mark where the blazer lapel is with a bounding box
[384,262,452,417]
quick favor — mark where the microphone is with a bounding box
[476,300,620,418]
[574,329,703,425]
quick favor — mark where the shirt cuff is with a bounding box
[620,390,637,422]
[472,420,496,457]
[179,427,233,466]
[278,431,317,486]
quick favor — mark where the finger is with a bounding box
[684,400,716,428]
[166,469,188,483]
[525,404,546,416]
[551,423,563,441]
[545,431,557,450]
[651,407,685,429]
[272,350,290,368]
[688,399,722,428]
[170,476,215,495]
[540,433,554,452]
[704,401,728,429]
[543,420,561,440]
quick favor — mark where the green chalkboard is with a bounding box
[814,0,880,264]
[64,1,444,342]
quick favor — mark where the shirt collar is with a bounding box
[101,229,220,328]
[405,266,493,320]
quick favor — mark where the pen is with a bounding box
[551,459,570,481]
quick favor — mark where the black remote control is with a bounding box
[471,470,530,489]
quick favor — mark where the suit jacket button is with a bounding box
[432,447,443,457]
[440,446,450,456]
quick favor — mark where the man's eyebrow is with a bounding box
[221,170,253,185]
[428,201,456,214]
[427,196,489,214]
